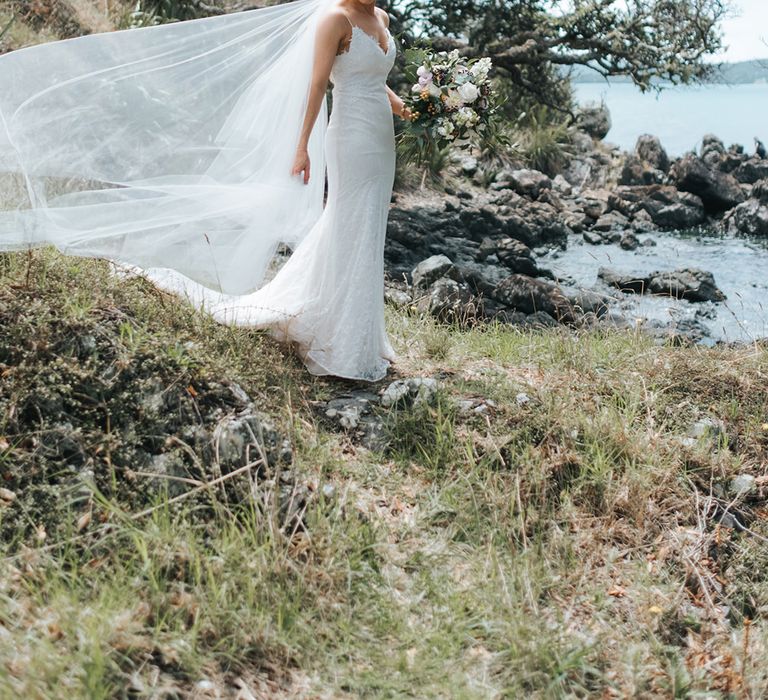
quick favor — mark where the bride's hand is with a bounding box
[401,104,414,121]
[291,147,311,184]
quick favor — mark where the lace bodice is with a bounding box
[330,24,396,96]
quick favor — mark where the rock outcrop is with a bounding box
[576,102,612,140]
[672,153,745,214]
[598,267,726,302]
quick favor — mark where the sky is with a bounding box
[713,0,768,62]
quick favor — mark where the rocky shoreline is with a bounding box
[384,105,768,345]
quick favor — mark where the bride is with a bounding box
[0,0,411,382]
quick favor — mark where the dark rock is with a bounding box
[752,178,768,204]
[619,155,665,186]
[561,158,593,188]
[578,189,611,219]
[386,199,574,282]
[631,209,658,233]
[644,316,713,346]
[319,390,389,451]
[458,262,510,296]
[576,102,611,140]
[598,266,725,302]
[701,134,725,157]
[672,153,745,213]
[583,230,605,245]
[493,274,580,322]
[592,210,629,232]
[619,155,644,186]
[563,211,589,233]
[652,201,706,230]
[415,277,479,323]
[598,267,648,294]
[519,310,559,328]
[614,184,705,229]
[734,158,768,184]
[552,174,573,196]
[411,254,459,289]
[719,151,747,174]
[636,134,670,172]
[620,135,670,186]
[566,289,611,317]
[722,198,768,237]
[570,130,595,154]
[495,237,539,276]
[647,269,726,302]
[506,169,552,199]
[620,232,640,250]
[460,156,478,176]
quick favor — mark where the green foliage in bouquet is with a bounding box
[397,46,507,167]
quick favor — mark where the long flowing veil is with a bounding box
[0,0,334,295]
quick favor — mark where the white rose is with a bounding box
[445,89,463,110]
[457,82,479,103]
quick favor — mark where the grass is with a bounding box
[1,248,768,697]
[517,105,573,177]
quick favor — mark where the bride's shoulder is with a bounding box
[323,3,349,26]
[317,5,353,44]
[374,6,390,28]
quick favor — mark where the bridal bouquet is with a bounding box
[399,47,500,165]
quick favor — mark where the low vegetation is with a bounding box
[1,248,767,697]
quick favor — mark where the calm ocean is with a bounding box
[562,82,768,342]
[574,82,768,156]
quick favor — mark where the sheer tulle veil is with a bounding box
[0,0,335,294]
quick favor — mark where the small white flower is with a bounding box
[470,57,492,80]
[436,118,456,138]
[455,106,479,126]
[457,82,480,103]
[444,89,463,110]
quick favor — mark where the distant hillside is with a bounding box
[569,59,768,85]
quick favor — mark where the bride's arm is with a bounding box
[386,85,412,120]
[292,13,346,184]
[377,10,412,121]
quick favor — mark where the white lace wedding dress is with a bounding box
[144,18,399,382]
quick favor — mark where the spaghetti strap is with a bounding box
[341,12,355,30]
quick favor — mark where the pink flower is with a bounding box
[417,65,434,87]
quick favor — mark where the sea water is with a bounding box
[574,82,768,156]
